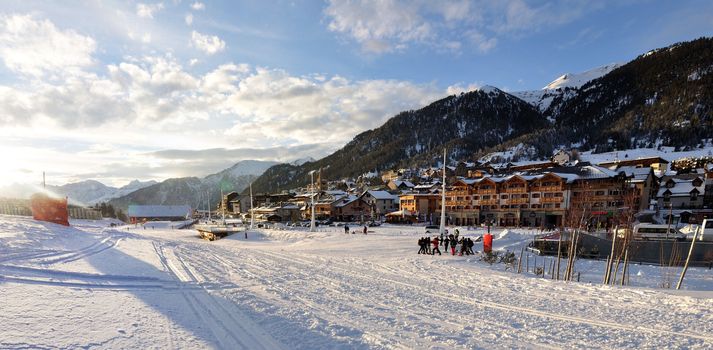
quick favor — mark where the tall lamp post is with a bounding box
[309,170,317,232]
[439,148,447,235]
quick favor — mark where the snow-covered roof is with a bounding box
[333,195,360,207]
[414,182,440,189]
[127,205,191,218]
[656,178,704,197]
[364,190,398,200]
[391,180,415,188]
[617,166,652,182]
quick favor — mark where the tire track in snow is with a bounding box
[152,242,285,350]
[198,250,416,350]
[240,249,567,350]
[187,246,562,350]
[277,251,713,345]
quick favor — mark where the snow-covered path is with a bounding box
[1,216,712,349]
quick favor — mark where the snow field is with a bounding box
[1,215,712,349]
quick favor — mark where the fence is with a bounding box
[0,198,103,220]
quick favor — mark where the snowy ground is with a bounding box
[1,215,712,349]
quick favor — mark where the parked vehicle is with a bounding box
[690,219,713,242]
[632,223,685,241]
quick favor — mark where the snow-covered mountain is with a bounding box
[0,179,157,205]
[543,63,622,90]
[291,157,316,166]
[511,63,622,113]
[109,160,278,210]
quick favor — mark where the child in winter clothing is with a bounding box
[431,236,441,255]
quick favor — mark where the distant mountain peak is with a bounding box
[542,63,622,90]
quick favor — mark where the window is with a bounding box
[501,194,509,199]
[595,190,605,196]
[532,193,540,198]
[691,192,698,201]
[663,193,671,202]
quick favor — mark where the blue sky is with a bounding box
[0,0,712,186]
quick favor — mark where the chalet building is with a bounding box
[360,190,399,220]
[618,166,657,211]
[220,192,241,214]
[598,156,669,173]
[387,179,415,192]
[467,164,495,178]
[239,192,294,213]
[252,203,302,222]
[331,196,370,221]
[440,163,634,229]
[413,182,441,194]
[398,193,440,223]
[656,176,706,210]
[551,149,571,165]
[127,205,192,224]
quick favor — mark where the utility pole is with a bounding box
[439,148,447,235]
[249,183,254,230]
[309,170,317,232]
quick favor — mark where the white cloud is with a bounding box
[446,82,483,95]
[324,0,600,54]
[190,30,226,55]
[0,14,96,77]
[191,2,206,10]
[136,2,165,19]
[185,13,193,25]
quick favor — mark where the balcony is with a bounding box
[480,199,498,205]
[541,197,563,203]
[508,198,529,204]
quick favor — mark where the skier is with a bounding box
[443,235,450,253]
[344,224,349,234]
[363,226,368,234]
[449,234,457,255]
[467,238,475,255]
[459,237,467,256]
[431,236,441,255]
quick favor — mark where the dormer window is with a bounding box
[666,180,675,188]
[692,178,703,187]
[691,189,699,201]
[663,191,671,202]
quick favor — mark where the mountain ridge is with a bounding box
[250,37,713,193]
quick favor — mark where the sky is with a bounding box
[0,0,712,187]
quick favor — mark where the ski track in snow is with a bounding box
[1,215,712,349]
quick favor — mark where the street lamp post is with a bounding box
[309,170,316,232]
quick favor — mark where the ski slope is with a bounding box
[1,215,712,349]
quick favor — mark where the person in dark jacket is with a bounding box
[467,238,475,255]
[449,234,456,255]
[344,224,349,234]
[431,236,441,255]
[363,226,368,234]
[462,238,472,256]
[443,235,450,252]
[418,237,425,254]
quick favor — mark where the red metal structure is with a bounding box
[30,193,69,226]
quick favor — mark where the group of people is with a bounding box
[417,230,476,256]
[343,224,368,235]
